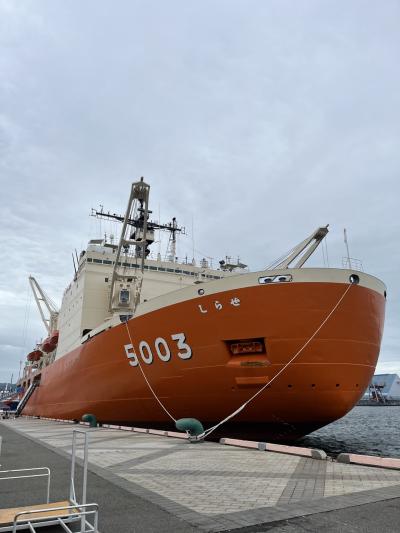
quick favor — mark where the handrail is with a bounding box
[15,382,39,416]
[0,467,50,503]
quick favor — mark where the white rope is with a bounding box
[124,321,177,423]
[199,282,353,440]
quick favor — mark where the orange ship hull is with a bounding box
[22,279,385,440]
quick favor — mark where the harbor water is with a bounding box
[298,405,400,458]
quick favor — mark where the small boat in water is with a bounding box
[17,178,386,440]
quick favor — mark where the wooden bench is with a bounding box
[0,500,77,529]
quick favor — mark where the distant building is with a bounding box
[367,374,400,400]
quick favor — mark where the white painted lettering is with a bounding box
[139,340,153,364]
[124,344,138,367]
[155,337,171,362]
[171,333,192,360]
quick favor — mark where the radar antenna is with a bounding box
[90,207,185,251]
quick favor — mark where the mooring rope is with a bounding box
[124,282,352,439]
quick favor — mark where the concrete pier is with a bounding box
[1,418,400,532]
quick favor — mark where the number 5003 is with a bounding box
[124,332,192,366]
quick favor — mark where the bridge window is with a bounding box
[119,289,130,304]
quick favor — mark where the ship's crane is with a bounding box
[266,226,329,270]
[28,276,59,334]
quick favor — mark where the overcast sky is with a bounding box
[0,0,399,383]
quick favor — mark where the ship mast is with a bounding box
[166,217,178,262]
[91,182,186,317]
[106,179,150,316]
[28,276,59,334]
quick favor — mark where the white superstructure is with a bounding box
[56,241,239,358]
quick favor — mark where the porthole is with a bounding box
[198,288,205,295]
[349,274,359,285]
[336,384,340,387]
[288,384,292,388]
[311,384,316,388]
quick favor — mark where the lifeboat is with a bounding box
[27,350,42,362]
[50,330,59,345]
[41,340,53,353]
[41,331,59,353]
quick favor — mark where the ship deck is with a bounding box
[1,418,400,532]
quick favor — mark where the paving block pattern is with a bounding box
[3,418,400,532]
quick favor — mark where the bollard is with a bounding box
[175,418,204,443]
[82,413,97,427]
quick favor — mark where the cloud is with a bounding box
[0,0,399,381]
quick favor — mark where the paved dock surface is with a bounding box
[1,418,400,532]
[0,421,196,533]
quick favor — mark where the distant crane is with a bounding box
[28,276,59,334]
